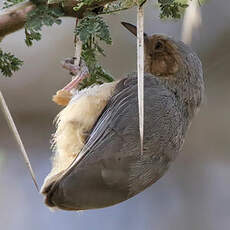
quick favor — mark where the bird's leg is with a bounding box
[52,58,90,106]
[61,57,81,76]
[61,58,90,91]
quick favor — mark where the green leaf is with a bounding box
[24,5,64,46]
[73,0,95,11]
[75,15,114,89]
[2,0,25,9]
[0,48,23,77]
[158,0,189,19]
[103,0,146,13]
[76,15,112,45]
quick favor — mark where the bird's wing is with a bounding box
[43,73,183,210]
[65,76,137,170]
[61,73,182,189]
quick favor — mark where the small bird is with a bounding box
[41,22,204,211]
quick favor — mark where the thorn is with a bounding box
[137,5,145,155]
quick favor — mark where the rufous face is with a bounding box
[144,35,181,77]
[121,22,182,78]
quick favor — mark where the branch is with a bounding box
[0,1,35,40]
[0,0,118,40]
[0,0,78,40]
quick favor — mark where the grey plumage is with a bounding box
[42,28,204,210]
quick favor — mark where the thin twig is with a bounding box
[73,17,82,67]
[0,90,39,191]
[73,17,79,48]
[137,4,144,155]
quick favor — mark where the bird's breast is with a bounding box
[41,81,118,192]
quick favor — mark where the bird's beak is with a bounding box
[121,22,148,40]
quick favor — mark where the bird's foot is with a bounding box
[52,58,90,106]
[61,58,90,92]
[61,58,88,76]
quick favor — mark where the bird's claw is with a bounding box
[60,57,90,92]
[61,58,88,76]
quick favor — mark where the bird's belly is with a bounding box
[42,81,118,189]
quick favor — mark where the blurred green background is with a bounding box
[0,0,230,230]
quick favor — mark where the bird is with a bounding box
[41,22,204,211]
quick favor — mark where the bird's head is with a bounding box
[143,34,181,77]
[121,22,190,78]
[121,22,204,113]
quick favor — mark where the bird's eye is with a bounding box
[155,41,163,50]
